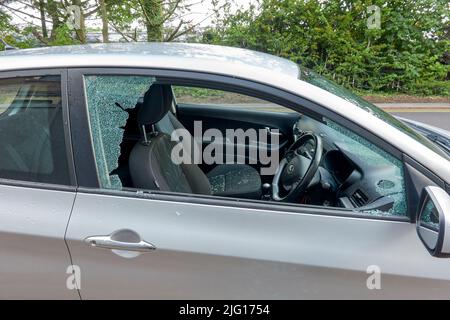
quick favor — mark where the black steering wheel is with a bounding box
[272,132,323,202]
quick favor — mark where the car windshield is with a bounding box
[298,66,449,159]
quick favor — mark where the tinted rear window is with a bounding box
[0,75,71,185]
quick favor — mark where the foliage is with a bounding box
[46,24,81,46]
[206,0,449,95]
[0,0,219,45]
[0,10,10,31]
[0,0,448,95]
[0,9,13,50]
[173,86,225,98]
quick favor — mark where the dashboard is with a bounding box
[292,115,403,212]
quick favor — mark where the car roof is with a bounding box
[0,42,300,79]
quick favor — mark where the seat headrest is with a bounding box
[138,84,173,127]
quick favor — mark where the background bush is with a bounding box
[1,0,448,96]
[203,0,449,96]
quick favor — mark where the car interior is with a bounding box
[95,80,407,216]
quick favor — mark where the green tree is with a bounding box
[139,0,163,41]
[209,0,449,95]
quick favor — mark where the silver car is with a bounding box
[0,43,449,299]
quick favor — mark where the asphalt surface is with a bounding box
[390,112,450,131]
[376,103,450,132]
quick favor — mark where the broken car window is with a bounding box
[84,75,154,189]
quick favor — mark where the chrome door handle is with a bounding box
[85,235,156,252]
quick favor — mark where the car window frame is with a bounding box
[68,67,441,223]
[0,68,76,191]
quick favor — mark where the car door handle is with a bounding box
[84,235,156,252]
[265,127,283,137]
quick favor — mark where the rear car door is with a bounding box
[65,68,450,299]
[0,70,78,299]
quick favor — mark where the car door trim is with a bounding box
[67,69,100,188]
[76,186,409,223]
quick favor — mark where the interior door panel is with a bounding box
[176,104,299,173]
[177,103,298,137]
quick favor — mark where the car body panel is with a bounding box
[398,117,450,156]
[66,191,450,299]
[0,184,77,299]
[0,42,299,78]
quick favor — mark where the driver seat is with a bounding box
[129,84,262,199]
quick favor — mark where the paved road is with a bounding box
[377,103,450,132]
[390,112,450,131]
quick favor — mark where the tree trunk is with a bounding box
[38,0,48,39]
[99,0,109,43]
[72,0,86,43]
[46,0,61,41]
[140,0,163,42]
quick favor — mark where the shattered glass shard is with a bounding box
[85,75,155,189]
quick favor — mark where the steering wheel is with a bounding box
[272,132,323,202]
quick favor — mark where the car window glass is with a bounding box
[84,75,155,189]
[324,119,407,216]
[84,75,408,219]
[0,75,70,185]
[299,66,448,159]
[420,198,439,231]
[0,83,21,115]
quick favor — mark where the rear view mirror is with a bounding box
[417,186,450,258]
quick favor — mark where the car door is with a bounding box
[0,70,78,299]
[65,68,450,299]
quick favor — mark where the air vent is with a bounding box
[351,189,369,207]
